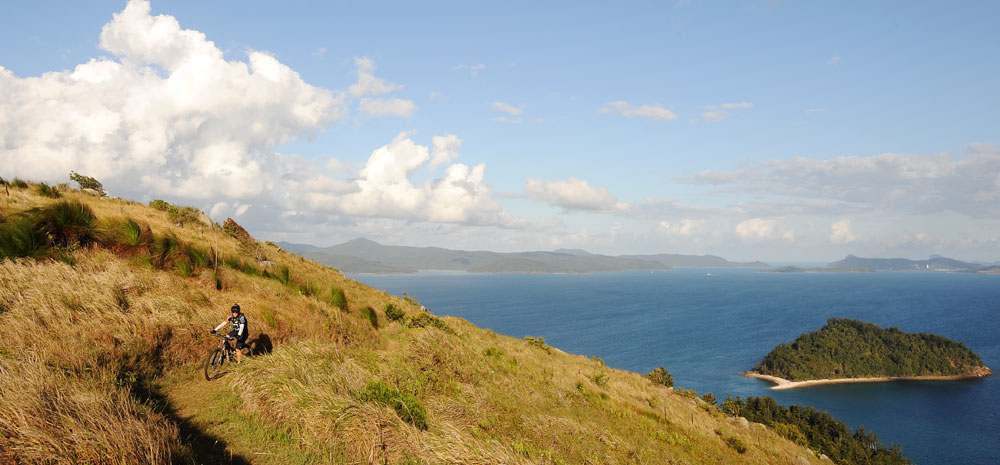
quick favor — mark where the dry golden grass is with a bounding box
[0,184,823,464]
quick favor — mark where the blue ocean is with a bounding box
[353,269,1000,465]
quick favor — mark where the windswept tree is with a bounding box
[69,171,106,196]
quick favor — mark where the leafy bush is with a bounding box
[37,182,61,198]
[361,306,379,329]
[645,366,674,388]
[700,392,717,406]
[358,381,427,430]
[675,388,698,399]
[69,171,106,196]
[407,312,453,333]
[11,178,28,188]
[590,372,609,388]
[524,336,550,353]
[149,199,203,226]
[330,287,347,311]
[725,436,748,454]
[384,303,405,322]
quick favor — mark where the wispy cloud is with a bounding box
[827,54,841,65]
[452,63,485,77]
[491,101,524,116]
[359,98,417,117]
[680,144,1000,217]
[597,101,677,120]
[700,102,752,122]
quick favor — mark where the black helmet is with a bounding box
[231,304,241,313]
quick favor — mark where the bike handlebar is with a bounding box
[210,332,234,340]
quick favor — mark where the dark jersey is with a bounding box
[228,313,248,340]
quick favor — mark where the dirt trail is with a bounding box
[158,369,258,465]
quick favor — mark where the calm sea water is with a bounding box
[353,269,1000,465]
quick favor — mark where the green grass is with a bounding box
[357,381,428,430]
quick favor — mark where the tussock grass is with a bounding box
[0,184,821,464]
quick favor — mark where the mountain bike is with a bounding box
[204,332,238,380]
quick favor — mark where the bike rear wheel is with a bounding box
[204,348,225,380]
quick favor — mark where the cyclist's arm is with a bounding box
[238,315,247,337]
[213,320,228,332]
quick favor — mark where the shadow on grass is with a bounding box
[133,379,253,465]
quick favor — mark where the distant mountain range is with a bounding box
[829,255,998,273]
[276,238,769,274]
[764,255,1000,274]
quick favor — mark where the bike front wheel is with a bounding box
[204,348,225,380]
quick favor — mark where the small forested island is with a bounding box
[747,318,992,389]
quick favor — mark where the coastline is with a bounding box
[744,369,993,390]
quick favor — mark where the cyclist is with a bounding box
[211,304,249,364]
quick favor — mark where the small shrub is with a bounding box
[590,355,605,366]
[149,199,171,211]
[407,312,453,333]
[675,388,698,399]
[524,336,550,353]
[725,436,748,454]
[212,270,223,290]
[645,366,674,388]
[150,199,202,226]
[69,171,106,196]
[37,182,61,198]
[384,303,405,322]
[590,372,609,388]
[279,266,290,285]
[701,392,717,406]
[721,396,742,416]
[11,179,28,189]
[361,306,379,329]
[358,381,427,430]
[330,287,347,311]
[773,422,808,446]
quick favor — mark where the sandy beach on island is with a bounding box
[744,369,993,390]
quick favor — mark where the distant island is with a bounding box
[763,266,873,273]
[746,318,992,389]
[764,254,998,274]
[277,238,769,274]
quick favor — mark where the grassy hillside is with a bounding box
[0,179,844,464]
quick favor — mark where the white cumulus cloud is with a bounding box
[830,218,858,244]
[597,101,677,120]
[0,0,343,201]
[429,134,462,169]
[348,57,401,97]
[524,177,631,213]
[735,218,796,242]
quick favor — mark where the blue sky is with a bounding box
[2,1,998,262]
